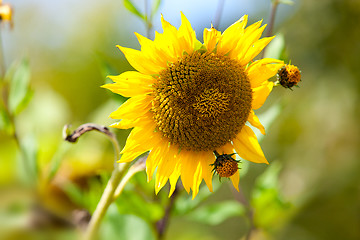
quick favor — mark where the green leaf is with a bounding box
[187,200,246,225]
[47,142,71,182]
[123,0,145,20]
[264,33,286,60]
[100,205,156,240]
[115,189,164,223]
[151,0,162,17]
[8,59,32,115]
[173,181,221,215]
[0,106,12,134]
[251,161,293,230]
[17,134,39,185]
[279,0,294,5]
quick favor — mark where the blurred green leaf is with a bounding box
[187,200,246,225]
[47,142,71,182]
[18,134,39,184]
[115,189,164,223]
[100,205,156,240]
[251,161,293,230]
[63,177,105,212]
[7,59,32,115]
[0,106,12,134]
[264,33,287,61]
[174,181,221,215]
[151,0,162,17]
[271,0,294,4]
[279,0,294,5]
[123,0,145,20]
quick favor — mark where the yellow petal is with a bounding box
[233,125,268,164]
[217,15,248,55]
[108,71,156,84]
[102,82,152,98]
[117,45,163,75]
[109,95,152,120]
[155,144,180,194]
[199,151,215,192]
[134,32,169,69]
[145,132,167,181]
[146,145,163,183]
[216,141,235,155]
[252,81,274,110]
[179,150,197,193]
[203,26,221,52]
[168,163,181,197]
[191,161,203,199]
[248,110,265,135]
[178,12,196,54]
[246,58,284,88]
[230,22,266,63]
[229,170,240,191]
[240,36,275,65]
[120,121,158,155]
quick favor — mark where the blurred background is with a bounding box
[0,0,359,239]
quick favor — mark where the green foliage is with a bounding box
[173,181,221,215]
[0,106,12,133]
[187,200,246,225]
[7,59,32,115]
[115,189,164,223]
[271,0,294,5]
[17,134,39,185]
[264,33,288,61]
[100,205,156,240]
[62,176,106,212]
[151,0,162,18]
[251,161,293,231]
[123,0,145,20]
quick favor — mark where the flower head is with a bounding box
[103,13,284,198]
[0,1,13,26]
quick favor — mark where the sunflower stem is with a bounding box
[112,155,147,200]
[84,162,130,240]
[231,184,255,240]
[156,187,179,240]
[260,0,280,58]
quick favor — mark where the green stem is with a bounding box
[260,0,280,58]
[113,156,146,200]
[0,27,5,79]
[213,0,225,29]
[84,162,130,240]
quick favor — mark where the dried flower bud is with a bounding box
[277,64,301,89]
[211,151,240,178]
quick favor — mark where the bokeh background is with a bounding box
[0,0,359,239]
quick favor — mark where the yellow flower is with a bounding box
[0,1,12,23]
[103,13,284,199]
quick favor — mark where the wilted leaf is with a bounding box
[123,0,145,20]
[187,200,246,225]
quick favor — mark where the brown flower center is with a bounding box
[152,51,252,151]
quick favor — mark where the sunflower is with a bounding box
[103,13,284,199]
